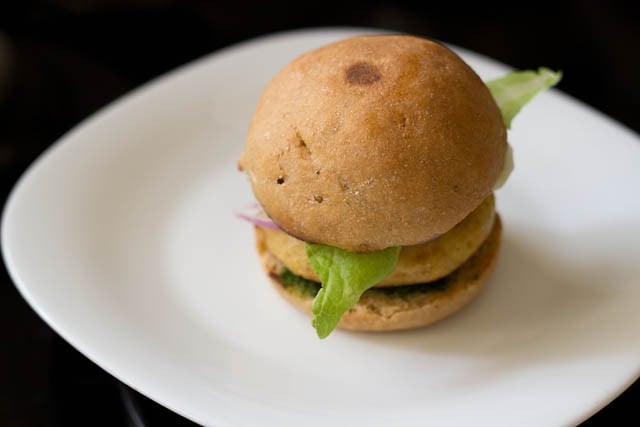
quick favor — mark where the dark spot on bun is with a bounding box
[345,62,381,85]
[295,130,307,148]
[340,178,350,191]
[313,194,324,203]
[276,176,285,184]
[268,271,282,282]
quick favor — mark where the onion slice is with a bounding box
[235,203,280,230]
[235,202,444,241]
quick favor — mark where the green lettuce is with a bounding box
[487,67,562,128]
[305,243,400,338]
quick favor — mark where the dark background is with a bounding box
[1,1,638,425]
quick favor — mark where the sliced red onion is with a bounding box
[415,234,440,245]
[236,202,442,242]
[235,203,280,230]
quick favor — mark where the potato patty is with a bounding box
[256,194,495,287]
[258,216,502,332]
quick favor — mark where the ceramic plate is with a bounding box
[3,28,640,426]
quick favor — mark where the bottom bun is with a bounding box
[257,216,501,332]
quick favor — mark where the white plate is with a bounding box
[3,28,640,426]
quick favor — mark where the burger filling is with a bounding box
[259,195,495,287]
[278,268,449,299]
[256,194,495,338]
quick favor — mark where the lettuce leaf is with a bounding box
[305,243,400,338]
[487,68,562,128]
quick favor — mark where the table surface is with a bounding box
[1,1,638,425]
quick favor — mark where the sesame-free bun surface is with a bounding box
[257,216,502,332]
[240,35,506,251]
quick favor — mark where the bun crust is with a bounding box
[257,216,502,332]
[240,35,506,251]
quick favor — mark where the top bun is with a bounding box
[239,35,506,252]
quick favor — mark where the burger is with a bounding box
[237,35,560,338]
